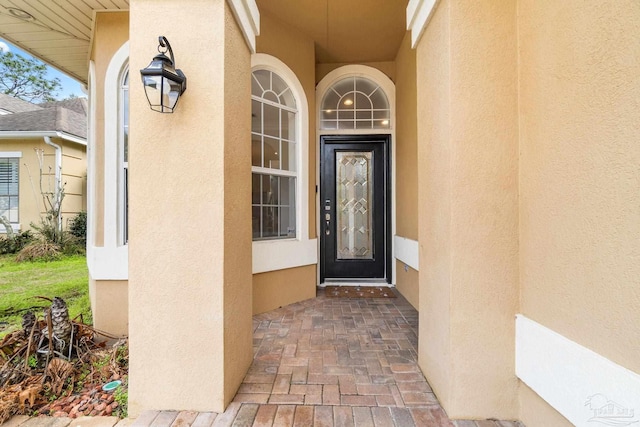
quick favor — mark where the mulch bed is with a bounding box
[0,297,128,423]
[324,286,397,298]
[36,380,123,418]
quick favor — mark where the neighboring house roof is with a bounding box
[39,98,88,116]
[0,97,87,143]
[0,93,43,114]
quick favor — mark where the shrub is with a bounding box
[0,230,33,254]
[62,239,85,256]
[68,211,87,247]
[30,215,63,247]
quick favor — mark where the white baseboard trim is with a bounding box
[394,235,419,271]
[253,238,317,274]
[515,314,640,427]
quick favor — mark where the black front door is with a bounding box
[320,135,391,283]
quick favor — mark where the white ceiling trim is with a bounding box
[0,0,129,84]
[226,0,260,54]
[406,0,438,48]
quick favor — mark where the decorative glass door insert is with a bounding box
[336,152,373,259]
[320,135,391,283]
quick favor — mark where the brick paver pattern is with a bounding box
[130,290,524,427]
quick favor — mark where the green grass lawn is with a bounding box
[0,254,91,338]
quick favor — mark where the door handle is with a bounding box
[324,200,331,235]
[325,213,330,235]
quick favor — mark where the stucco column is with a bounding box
[128,0,252,415]
[416,0,519,419]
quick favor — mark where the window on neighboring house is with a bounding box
[120,69,129,244]
[251,69,298,240]
[0,157,18,223]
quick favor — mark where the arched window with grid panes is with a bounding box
[320,76,390,130]
[119,68,129,245]
[251,69,298,240]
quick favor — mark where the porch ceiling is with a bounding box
[256,0,409,64]
[0,0,408,86]
[0,0,129,85]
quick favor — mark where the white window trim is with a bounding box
[316,65,397,284]
[0,152,22,158]
[87,42,129,281]
[118,67,129,246]
[251,53,317,274]
[0,152,21,231]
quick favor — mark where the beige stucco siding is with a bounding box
[416,0,452,409]
[257,12,317,240]
[128,0,252,415]
[394,32,418,308]
[518,1,640,425]
[394,260,418,309]
[447,1,519,418]
[90,11,129,248]
[251,11,318,311]
[88,279,128,337]
[222,2,254,406]
[85,11,129,336]
[253,265,316,314]
[395,33,417,242]
[416,0,519,419]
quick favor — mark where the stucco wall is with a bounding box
[416,0,519,419]
[252,11,317,311]
[86,10,129,337]
[0,139,85,233]
[416,0,452,409]
[128,0,252,415]
[395,260,418,309]
[394,33,418,242]
[89,11,129,247]
[518,1,640,425]
[519,384,571,427]
[253,265,316,314]
[222,2,254,405]
[88,278,128,337]
[394,32,418,308]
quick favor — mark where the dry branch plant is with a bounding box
[0,297,128,422]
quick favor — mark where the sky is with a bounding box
[0,38,86,100]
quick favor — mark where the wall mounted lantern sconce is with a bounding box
[140,36,187,113]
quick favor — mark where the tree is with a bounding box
[0,51,61,102]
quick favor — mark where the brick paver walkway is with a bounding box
[127,290,522,426]
[6,289,523,427]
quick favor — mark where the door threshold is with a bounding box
[320,280,393,288]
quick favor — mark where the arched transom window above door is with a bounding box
[320,76,390,130]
